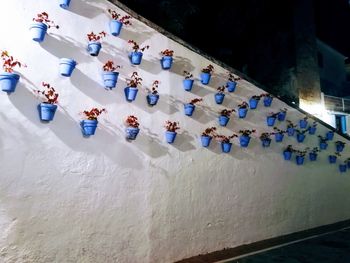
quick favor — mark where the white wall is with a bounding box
[1,1,350,262]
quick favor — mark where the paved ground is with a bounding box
[231,228,350,263]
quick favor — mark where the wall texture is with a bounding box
[0,1,350,262]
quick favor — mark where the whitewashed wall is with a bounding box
[0,1,350,262]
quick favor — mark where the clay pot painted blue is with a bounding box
[161,56,173,70]
[81,119,98,136]
[267,116,276,127]
[0,73,20,93]
[239,135,251,148]
[261,139,271,148]
[297,134,305,143]
[328,155,337,164]
[184,104,195,116]
[336,144,345,152]
[126,127,139,140]
[221,142,232,153]
[339,164,347,173]
[287,127,295,136]
[124,87,138,102]
[102,71,119,89]
[309,152,317,161]
[59,0,71,9]
[308,126,317,135]
[296,156,305,165]
[277,112,286,121]
[165,131,177,144]
[146,94,159,106]
[238,108,248,118]
[215,93,225,104]
[200,72,211,85]
[38,103,57,121]
[226,81,237,92]
[218,115,229,126]
[59,58,76,77]
[326,131,334,140]
[109,20,123,36]
[347,161,350,169]
[201,136,212,147]
[263,96,273,107]
[249,98,259,109]
[87,42,102,56]
[275,133,284,142]
[299,119,308,129]
[283,151,292,160]
[320,142,328,150]
[30,22,47,42]
[129,52,143,65]
[183,79,194,91]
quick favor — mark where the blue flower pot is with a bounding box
[146,94,159,106]
[283,151,292,160]
[249,98,259,109]
[238,108,248,118]
[297,134,305,143]
[87,42,102,56]
[239,135,250,148]
[201,136,212,147]
[261,139,271,148]
[226,81,237,92]
[109,20,123,36]
[218,115,229,126]
[161,56,173,70]
[30,22,47,42]
[347,161,350,169]
[126,127,140,140]
[59,0,71,9]
[275,133,284,142]
[320,142,328,150]
[102,71,119,89]
[38,103,57,121]
[221,142,232,153]
[124,87,138,102]
[184,104,195,116]
[308,126,316,135]
[81,119,98,136]
[299,119,308,129]
[296,156,305,166]
[267,116,276,127]
[277,112,286,121]
[215,93,225,104]
[263,97,273,107]
[200,72,211,85]
[59,58,76,77]
[165,131,177,144]
[326,131,334,141]
[336,144,345,152]
[130,52,143,65]
[183,79,194,91]
[287,127,295,136]
[0,73,20,93]
[339,164,347,173]
[309,152,317,161]
[328,155,337,164]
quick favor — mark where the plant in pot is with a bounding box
[309,147,319,161]
[184,98,202,116]
[200,127,217,147]
[87,31,107,56]
[339,159,347,173]
[183,71,194,91]
[318,135,328,150]
[286,120,297,136]
[128,40,150,65]
[273,127,286,142]
[218,109,235,126]
[59,58,76,77]
[226,73,240,92]
[214,133,238,153]
[277,108,288,121]
[35,82,59,122]
[308,121,317,135]
[214,86,225,104]
[238,129,255,148]
[326,130,334,141]
[283,145,294,160]
[295,129,307,143]
[266,112,279,127]
[102,60,120,89]
[335,141,346,152]
[299,116,308,129]
[328,151,341,164]
[249,95,261,109]
[107,9,131,36]
[30,12,59,42]
[0,51,26,93]
[146,80,160,106]
[200,64,214,85]
[345,158,350,169]
[80,107,106,136]
[260,132,272,148]
[59,0,71,9]
[295,149,308,166]
[125,115,140,140]
[160,49,174,70]
[125,72,142,102]
[164,120,180,144]
[237,101,249,118]
[261,93,273,107]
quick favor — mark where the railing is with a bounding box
[323,94,350,113]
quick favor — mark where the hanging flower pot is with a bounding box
[165,131,177,143]
[200,64,214,85]
[277,109,287,121]
[59,58,76,77]
[283,150,292,160]
[274,133,284,142]
[328,155,337,164]
[201,136,212,147]
[237,102,249,118]
[38,103,57,121]
[125,115,140,140]
[164,121,179,144]
[262,94,273,107]
[184,104,195,116]
[124,87,138,102]
[339,164,347,173]
[239,133,253,148]
[124,72,141,102]
[35,82,59,121]
[101,60,120,89]
[160,49,174,70]
[87,31,106,56]
[309,152,317,161]
[296,155,305,166]
[108,10,131,36]
[326,131,334,140]
[201,127,216,147]
[218,115,229,126]
[261,138,271,147]
[320,142,328,150]
[30,12,59,42]
[80,108,106,137]
[347,159,350,169]
[183,78,194,91]
[146,80,160,106]
[226,81,237,92]
[299,118,308,129]
[0,73,20,93]
[308,126,317,135]
[287,127,295,136]
[59,0,71,9]
[221,142,232,153]
[249,97,260,109]
[266,115,277,127]
[335,141,345,152]
[296,133,306,143]
[214,91,225,104]
[128,40,149,65]
[109,20,123,36]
